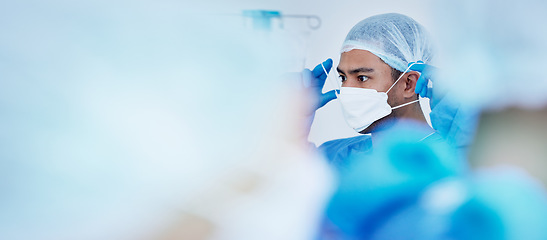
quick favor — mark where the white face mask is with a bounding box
[323,63,419,133]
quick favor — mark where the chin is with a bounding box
[359,124,377,134]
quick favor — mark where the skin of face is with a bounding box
[337,49,420,134]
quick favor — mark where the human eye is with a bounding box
[339,75,346,82]
[358,75,369,82]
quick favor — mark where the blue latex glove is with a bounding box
[409,61,436,99]
[408,61,479,152]
[302,58,338,110]
[429,93,479,151]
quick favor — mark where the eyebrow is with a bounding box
[337,67,375,75]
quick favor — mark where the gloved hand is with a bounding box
[408,61,479,152]
[409,61,437,100]
[302,58,338,110]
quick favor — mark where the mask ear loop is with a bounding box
[391,100,419,110]
[386,62,420,109]
[321,62,340,98]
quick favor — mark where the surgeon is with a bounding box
[321,1,547,238]
[304,13,444,168]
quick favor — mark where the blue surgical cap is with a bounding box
[341,13,434,72]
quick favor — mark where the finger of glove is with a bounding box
[410,64,437,82]
[415,65,438,81]
[425,86,433,99]
[421,85,432,99]
[415,75,429,94]
[317,90,337,109]
[421,85,428,98]
[312,58,333,81]
[409,63,438,73]
[409,63,427,72]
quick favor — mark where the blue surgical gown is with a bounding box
[318,132,445,169]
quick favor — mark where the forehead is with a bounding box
[338,49,391,73]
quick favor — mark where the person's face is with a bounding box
[337,49,405,134]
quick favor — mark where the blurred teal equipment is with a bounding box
[242,10,321,31]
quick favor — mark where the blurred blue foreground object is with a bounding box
[421,167,547,240]
[321,124,463,239]
[321,128,547,240]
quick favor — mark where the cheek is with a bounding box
[387,88,404,105]
[378,79,397,93]
[364,79,390,91]
[360,81,375,89]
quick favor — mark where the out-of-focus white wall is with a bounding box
[0,1,335,239]
[213,0,437,145]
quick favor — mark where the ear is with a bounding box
[402,71,420,98]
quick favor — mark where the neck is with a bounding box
[401,100,430,124]
[370,100,432,143]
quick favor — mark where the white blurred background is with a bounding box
[0,1,438,239]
